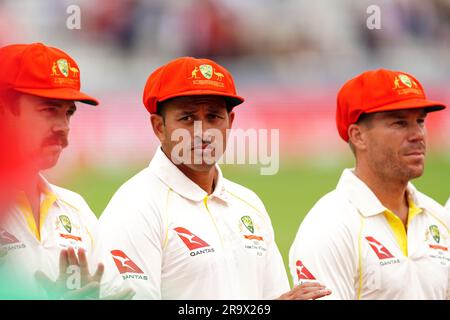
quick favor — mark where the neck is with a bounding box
[18,171,41,200]
[161,147,217,195]
[354,165,409,222]
[178,164,217,195]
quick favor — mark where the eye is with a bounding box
[67,109,76,117]
[42,107,57,113]
[179,115,193,122]
[207,113,224,120]
[417,118,425,126]
[393,120,407,127]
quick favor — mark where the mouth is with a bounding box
[404,151,425,160]
[191,143,211,151]
[43,141,68,152]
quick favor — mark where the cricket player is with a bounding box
[289,69,449,299]
[95,57,331,300]
[0,43,123,299]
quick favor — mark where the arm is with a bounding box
[94,191,165,299]
[288,202,359,300]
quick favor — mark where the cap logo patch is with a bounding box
[50,58,80,86]
[57,58,69,77]
[399,74,412,88]
[392,74,422,96]
[199,64,213,79]
[189,64,225,88]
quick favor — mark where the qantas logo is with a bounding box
[174,227,210,250]
[0,229,19,245]
[295,260,316,281]
[366,236,394,260]
[111,250,144,274]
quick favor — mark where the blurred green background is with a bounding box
[61,152,450,286]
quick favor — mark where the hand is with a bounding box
[35,247,104,300]
[277,282,332,300]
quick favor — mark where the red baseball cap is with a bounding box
[0,43,98,105]
[142,57,244,113]
[336,69,446,142]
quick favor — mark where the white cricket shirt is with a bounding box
[289,169,450,300]
[0,175,97,298]
[96,147,289,299]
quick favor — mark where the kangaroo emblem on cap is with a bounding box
[190,66,199,79]
[213,68,224,81]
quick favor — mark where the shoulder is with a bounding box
[223,178,267,214]
[49,183,98,231]
[304,189,359,225]
[51,184,95,216]
[415,190,449,229]
[293,189,361,248]
[100,167,169,225]
[108,167,168,207]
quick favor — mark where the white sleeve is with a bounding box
[262,224,290,299]
[94,190,165,300]
[445,198,450,211]
[76,196,99,259]
[248,194,290,299]
[288,202,359,300]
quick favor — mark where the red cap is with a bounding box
[142,57,244,113]
[0,43,98,105]
[336,69,446,142]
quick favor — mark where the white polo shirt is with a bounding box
[0,176,97,298]
[289,169,450,300]
[95,147,289,300]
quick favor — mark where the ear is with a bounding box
[150,114,165,143]
[348,123,368,152]
[228,111,235,128]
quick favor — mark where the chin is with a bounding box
[407,166,424,180]
[184,162,216,172]
[38,156,60,170]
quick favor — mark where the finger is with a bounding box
[67,247,79,266]
[294,284,327,293]
[59,249,69,276]
[101,288,136,300]
[295,281,325,288]
[300,289,332,300]
[63,281,100,300]
[77,248,90,277]
[92,263,105,283]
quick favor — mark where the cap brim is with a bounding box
[159,90,244,108]
[366,98,446,114]
[13,87,99,106]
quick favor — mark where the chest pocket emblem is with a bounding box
[59,215,72,233]
[429,225,440,243]
[241,216,254,233]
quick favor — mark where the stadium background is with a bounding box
[2,0,449,285]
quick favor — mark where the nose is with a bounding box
[52,116,70,135]
[408,122,426,142]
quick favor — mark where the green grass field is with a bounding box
[60,153,450,286]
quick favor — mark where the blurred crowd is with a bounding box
[0,0,449,88]
[0,0,449,171]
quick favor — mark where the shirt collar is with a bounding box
[149,147,229,203]
[336,168,425,217]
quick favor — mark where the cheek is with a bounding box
[164,125,193,146]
